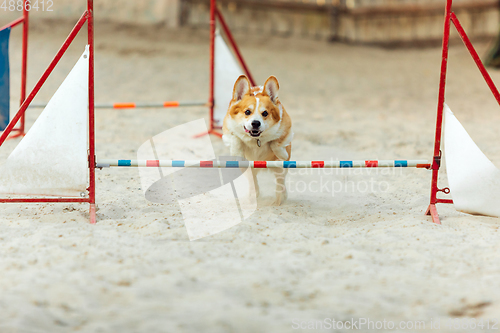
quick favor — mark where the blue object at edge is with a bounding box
[0,28,10,131]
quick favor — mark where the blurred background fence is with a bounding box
[1,0,499,46]
[181,0,500,46]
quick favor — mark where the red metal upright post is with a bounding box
[209,0,216,133]
[426,0,454,224]
[20,2,28,135]
[88,0,96,224]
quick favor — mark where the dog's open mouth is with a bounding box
[244,127,262,137]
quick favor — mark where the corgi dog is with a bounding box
[222,75,293,206]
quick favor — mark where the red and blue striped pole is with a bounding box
[96,159,430,169]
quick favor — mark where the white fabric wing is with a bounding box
[214,31,244,127]
[0,46,89,197]
[444,104,500,217]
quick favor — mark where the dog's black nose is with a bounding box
[251,120,261,128]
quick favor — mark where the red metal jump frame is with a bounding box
[199,0,256,138]
[0,1,29,140]
[0,1,96,224]
[426,0,500,224]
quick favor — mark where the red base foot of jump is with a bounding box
[5,129,25,140]
[425,204,442,225]
[193,129,223,138]
[89,203,96,224]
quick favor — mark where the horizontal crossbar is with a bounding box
[97,159,430,169]
[28,100,208,109]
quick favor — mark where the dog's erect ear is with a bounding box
[264,76,279,104]
[233,75,251,102]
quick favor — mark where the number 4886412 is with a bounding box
[1,0,53,11]
[446,318,499,330]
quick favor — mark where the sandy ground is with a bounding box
[1,19,500,332]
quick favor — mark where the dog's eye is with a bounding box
[245,110,251,116]
[262,111,268,117]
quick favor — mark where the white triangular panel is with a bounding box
[214,31,244,126]
[444,104,500,217]
[0,46,89,197]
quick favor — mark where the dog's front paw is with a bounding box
[224,134,245,158]
[270,144,289,161]
[222,134,231,147]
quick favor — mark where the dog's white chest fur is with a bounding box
[243,140,272,161]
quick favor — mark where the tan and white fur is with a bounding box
[222,75,293,206]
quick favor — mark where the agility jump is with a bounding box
[425,1,500,224]
[0,0,499,225]
[0,0,96,223]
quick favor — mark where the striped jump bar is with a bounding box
[28,100,208,109]
[109,101,207,109]
[96,159,430,169]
